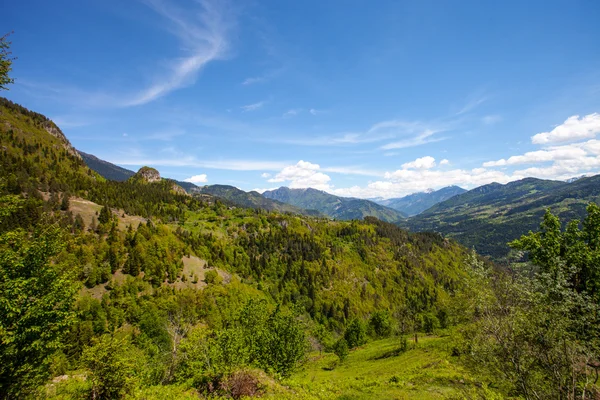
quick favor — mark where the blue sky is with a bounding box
[3,0,600,198]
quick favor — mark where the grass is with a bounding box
[274,335,504,400]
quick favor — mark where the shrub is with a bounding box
[333,338,349,362]
[369,310,392,338]
[344,318,367,348]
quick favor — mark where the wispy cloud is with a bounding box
[456,92,488,115]
[242,68,282,86]
[377,120,449,150]
[482,115,502,125]
[282,108,301,117]
[242,76,267,85]
[145,129,185,141]
[241,101,266,112]
[121,0,233,107]
[280,132,392,146]
[25,1,234,108]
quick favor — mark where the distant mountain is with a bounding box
[402,176,600,259]
[262,187,407,222]
[377,186,466,216]
[196,185,321,216]
[78,150,200,193]
[78,150,135,181]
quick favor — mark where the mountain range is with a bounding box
[195,184,322,216]
[72,124,600,260]
[374,186,467,216]
[401,176,600,259]
[262,186,407,223]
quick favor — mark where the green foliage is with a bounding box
[81,335,140,399]
[369,310,392,338]
[460,206,600,399]
[204,269,222,285]
[422,312,439,334]
[344,318,367,349]
[98,204,112,225]
[333,338,349,362]
[0,219,78,397]
[0,32,15,90]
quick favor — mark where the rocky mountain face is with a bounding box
[133,166,161,183]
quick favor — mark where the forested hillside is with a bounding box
[1,98,505,399]
[403,176,600,259]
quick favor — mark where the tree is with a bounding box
[369,310,392,338]
[0,32,15,90]
[98,204,112,225]
[462,206,600,399]
[0,197,77,397]
[333,338,349,362]
[344,318,367,349]
[81,335,139,400]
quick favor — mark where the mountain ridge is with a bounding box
[375,186,467,216]
[402,176,600,259]
[262,186,407,222]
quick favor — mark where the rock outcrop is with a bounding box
[134,166,161,183]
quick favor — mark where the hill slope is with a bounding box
[402,176,600,259]
[378,186,466,216]
[196,184,321,216]
[262,187,407,222]
[78,150,135,181]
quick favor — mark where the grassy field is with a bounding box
[275,335,504,400]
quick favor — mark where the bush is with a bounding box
[81,335,140,399]
[422,313,439,334]
[333,338,349,362]
[204,269,222,285]
[369,310,392,338]
[344,318,367,348]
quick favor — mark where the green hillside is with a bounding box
[1,99,491,399]
[402,177,600,259]
[263,186,407,222]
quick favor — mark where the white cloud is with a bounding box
[268,160,332,190]
[401,156,436,170]
[531,113,600,144]
[260,172,271,178]
[241,101,265,112]
[440,159,450,165]
[184,174,208,183]
[309,108,325,115]
[483,146,588,167]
